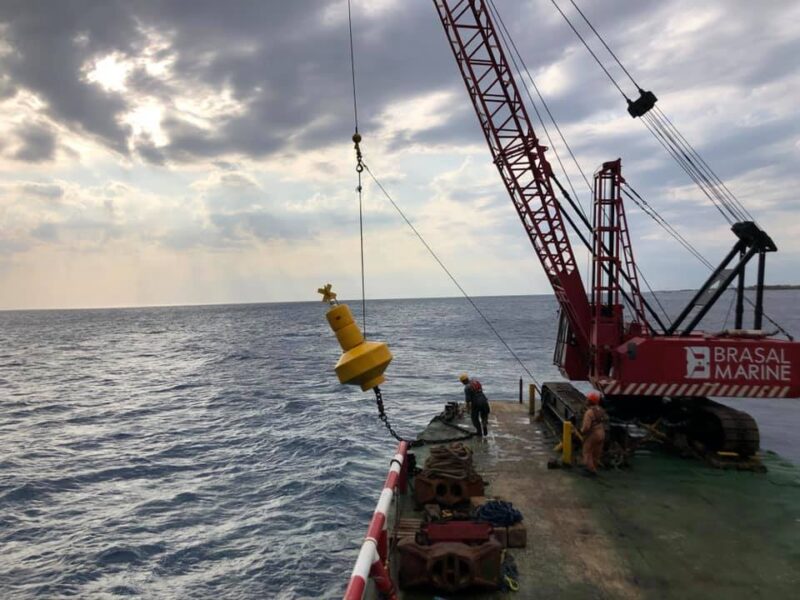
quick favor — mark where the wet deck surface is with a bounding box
[384,400,800,599]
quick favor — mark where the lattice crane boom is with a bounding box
[434,0,592,365]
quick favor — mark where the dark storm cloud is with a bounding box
[135,134,167,165]
[0,0,138,154]
[1,0,798,243]
[0,1,577,160]
[12,122,57,162]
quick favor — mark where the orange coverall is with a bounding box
[581,405,607,473]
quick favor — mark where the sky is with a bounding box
[0,0,799,310]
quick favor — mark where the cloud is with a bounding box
[0,1,137,154]
[19,181,64,198]
[12,122,57,162]
[135,134,166,165]
[0,0,799,309]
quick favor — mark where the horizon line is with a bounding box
[2,285,796,313]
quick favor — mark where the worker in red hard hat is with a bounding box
[580,390,608,476]
[459,373,490,437]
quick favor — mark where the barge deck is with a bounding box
[369,400,800,599]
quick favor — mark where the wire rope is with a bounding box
[622,185,714,269]
[549,0,629,101]
[652,106,753,221]
[554,0,756,226]
[549,0,791,337]
[641,113,734,224]
[566,0,641,90]
[362,161,541,385]
[488,0,592,203]
[347,0,367,335]
[647,113,744,222]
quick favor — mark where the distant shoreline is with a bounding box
[664,285,800,293]
[745,284,800,291]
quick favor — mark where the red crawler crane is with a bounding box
[434,0,800,456]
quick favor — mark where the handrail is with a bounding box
[344,442,408,600]
[343,441,409,600]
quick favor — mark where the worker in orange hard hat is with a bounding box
[580,390,608,477]
[459,373,490,437]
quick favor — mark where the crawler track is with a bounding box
[687,398,760,457]
[540,382,761,461]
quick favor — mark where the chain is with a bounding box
[373,387,476,448]
[374,386,409,444]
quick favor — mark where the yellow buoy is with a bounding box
[319,285,393,391]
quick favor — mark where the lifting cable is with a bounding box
[565,0,641,91]
[363,162,540,386]
[488,0,597,298]
[642,113,740,224]
[347,0,367,336]
[495,2,678,335]
[495,0,788,337]
[653,105,754,222]
[549,0,630,102]
[344,0,541,395]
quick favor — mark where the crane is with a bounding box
[433,0,800,457]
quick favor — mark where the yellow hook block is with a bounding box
[320,285,392,391]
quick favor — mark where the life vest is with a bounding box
[587,406,608,432]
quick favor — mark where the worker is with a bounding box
[460,373,490,436]
[580,390,608,476]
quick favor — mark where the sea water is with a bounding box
[1,291,799,598]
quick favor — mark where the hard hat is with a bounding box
[586,390,602,405]
[459,373,469,383]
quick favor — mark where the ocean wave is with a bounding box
[1,294,797,598]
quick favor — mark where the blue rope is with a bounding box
[474,500,523,527]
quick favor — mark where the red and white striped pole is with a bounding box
[343,441,408,600]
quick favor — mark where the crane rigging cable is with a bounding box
[643,112,744,224]
[492,0,677,331]
[653,105,754,222]
[548,0,630,101]
[565,0,642,91]
[491,0,792,339]
[490,0,666,327]
[487,0,591,213]
[640,114,731,223]
[501,0,741,257]
[550,0,756,227]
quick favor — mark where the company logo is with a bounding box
[685,346,710,379]
[683,345,791,382]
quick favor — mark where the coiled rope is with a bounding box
[420,442,481,480]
